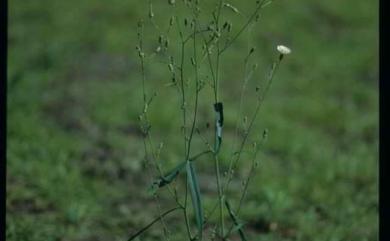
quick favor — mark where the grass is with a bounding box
[7,0,378,240]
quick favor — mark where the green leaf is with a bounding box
[186,161,204,240]
[225,199,247,241]
[150,161,186,193]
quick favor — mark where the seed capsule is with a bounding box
[149,4,154,18]
[228,23,232,32]
[169,16,175,26]
[263,129,268,139]
[168,63,174,72]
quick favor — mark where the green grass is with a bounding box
[7,0,378,240]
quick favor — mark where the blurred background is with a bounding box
[7,0,378,240]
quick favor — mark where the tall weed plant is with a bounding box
[130,0,291,240]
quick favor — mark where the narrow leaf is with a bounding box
[186,161,204,240]
[225,199,247,241]
[150,161,186,193]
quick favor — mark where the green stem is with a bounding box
[223,57,282,193]
[174,14,194,241]
[219,0,266,55]
[214,155,225,238]
[128,207,181,241]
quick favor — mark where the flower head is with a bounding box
[277,45,291,55]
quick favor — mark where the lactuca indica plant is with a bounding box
[129,0,291,240]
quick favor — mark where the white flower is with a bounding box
[277,45,291,55]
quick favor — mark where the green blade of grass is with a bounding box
[186,161,204,240]
[224,199,247,241]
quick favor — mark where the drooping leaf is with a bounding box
[186,161,204,240]
[225,199,247,241]
[149,161,186,193]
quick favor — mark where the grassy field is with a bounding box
[7,0,378,240]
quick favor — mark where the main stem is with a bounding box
[214,0,225,238]
[175,14,194,240]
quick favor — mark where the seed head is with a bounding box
[277,45,291,55]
